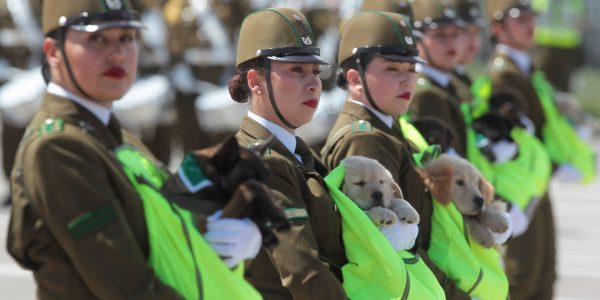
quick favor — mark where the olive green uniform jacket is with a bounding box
[236,117,348,300]
[451,68,474,104]
[320,101,469,300]
[488,51,556,300]
[410,74,468,157]
[7,93,183,299]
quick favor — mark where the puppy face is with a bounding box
[195,135,272,193]
[416,154,494,215]
[412,117,457,153]
[342,156,403,210]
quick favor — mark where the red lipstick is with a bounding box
[398,92,412,100]
[303,99,318,108]
[103,67,127,79]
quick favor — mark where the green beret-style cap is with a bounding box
[338,10,422,65]
[42,0,143,35]
[412,0,465,32]
[485,0,532,22]
[236,8,329,67]
[455,0,485,26]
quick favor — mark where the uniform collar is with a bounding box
[348,99,393,129]
[248,111,300,161]
[47,82,112,125]
[495,44,532,75]
[417,63,451,88]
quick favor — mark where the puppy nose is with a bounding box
[371,191,383,202]
[473,196,484,207]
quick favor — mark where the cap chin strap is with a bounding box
[56,29,94,100]
[355,56,383,113]
[265,60,299,129]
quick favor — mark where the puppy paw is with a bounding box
[467,218,496,248]
[479,210,509,233]
[390,199,420,224]
[366,207,399,228]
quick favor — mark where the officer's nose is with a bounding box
[473,196,484,207]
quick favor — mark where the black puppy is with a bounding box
[412,116,458,153]
[162,135,290,247]
[472,113,517,163]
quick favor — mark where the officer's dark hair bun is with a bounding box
[228,58,266,103]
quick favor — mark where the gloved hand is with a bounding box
[508,205,529,237]
[380,221,419,251]
[490,140,518,164]
[554,164,583,183]
[204,210,262,268]
[492,212,513,245]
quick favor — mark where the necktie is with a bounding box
[294,136,314,171]
[107,115,123,144]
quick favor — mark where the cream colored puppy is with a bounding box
[342,156,420,227]
[415,154,508,248]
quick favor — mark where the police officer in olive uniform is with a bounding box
[6,0,261,297]
[485,1,556,299]
[451,0,486,102]
[321,10,471,300]
[409,0,468,157]
[0,0,43,205]
[228,8,350,299]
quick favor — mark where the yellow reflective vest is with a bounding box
[531,71,596,183]
[114,145,262,300]
[324,165,445,300]
[399,118,509,300]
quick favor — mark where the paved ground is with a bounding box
[0,142,599,299]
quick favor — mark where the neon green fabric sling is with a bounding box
[531,71,596,183]
[115,145,262,300]
[399,119,508,300]
[324,165,444,300]
[428,200,508,300]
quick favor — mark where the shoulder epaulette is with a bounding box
[351,120,372,133]
[38,118,64,136]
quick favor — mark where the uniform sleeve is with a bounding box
[261,156,348,300]
[23,135,183,300]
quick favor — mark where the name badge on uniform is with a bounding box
[284,207,308,221]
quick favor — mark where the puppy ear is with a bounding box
[423,161,454,205]
[478,176,495,204]
[390,181,404,199]
[211,135,241,173]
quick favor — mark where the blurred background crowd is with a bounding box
[1,0,599,206]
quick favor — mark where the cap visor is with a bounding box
[268,54,330,65]
[377,53,426,64]
[69,20,145,32]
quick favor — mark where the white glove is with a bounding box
[554,164,583,183]
[380,221,419,251]
[204,210,262,268]
[508,205,529,237]
[492,212,513,245]
[490,140,518,164]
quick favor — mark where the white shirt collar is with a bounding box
[348,99,394,128]
[496,44,532,75]
[47,82,112,125]
[417,63,451,88]
[248,111,301,161]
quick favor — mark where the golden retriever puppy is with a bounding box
[342,156,420,227]
[415,154,508,248]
